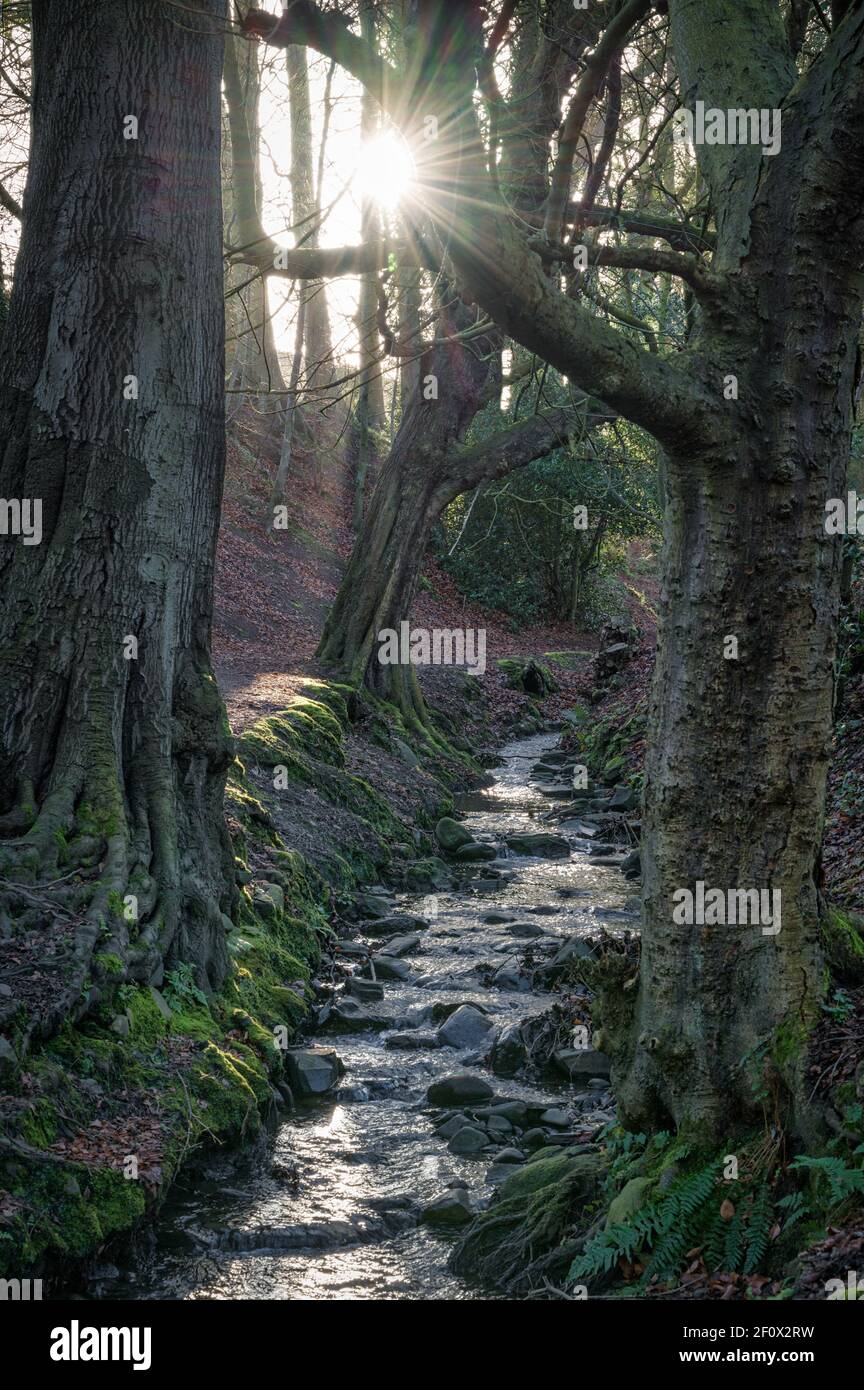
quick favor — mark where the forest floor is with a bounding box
[213,406,597,739]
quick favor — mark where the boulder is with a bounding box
[346,977,384,1003]
[421,1190,474,1228]
[438,1004,496,1050]
[386,1031,440,1050]
[285,1047,345,1097]
[606,1176,654,1228]
[492,959,529,992]
[454,841,497,862]
[322,999,391,1033]
[427,1073,494,1107]
[608,785,637,812]
[360,913,429,936]
[553,1046,612,1081]
[505,833,570,858]
[405,858,452,892]
[252,882,284,919]
[365,956,412,981]
[377,933,420,957]
[448,1125,489,1155]
[489,1021,528,1077]
[435,816,474,853]
[503,921,547,938]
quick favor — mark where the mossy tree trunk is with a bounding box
[0,0,234,1049]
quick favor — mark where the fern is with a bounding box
[568,1160,722,1286]
[742,1183,773,1275]
[789,1155,864,1205]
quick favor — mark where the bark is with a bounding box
[347,0,386,529]
[0,0,233,1048]
[223,30,285,396]
[617,3,864,1139]
[287,42,333,384]
[318,297,496,723]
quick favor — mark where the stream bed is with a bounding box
[104,731,639,1301]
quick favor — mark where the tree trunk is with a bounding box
[287,42,333,384]
[613,0,864,1143]
[319,297,495,724]
[0,0,233,1049]
[223,30,285,397]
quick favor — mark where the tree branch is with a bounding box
[544,0,652,243]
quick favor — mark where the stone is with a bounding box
[553,1046,612,1081]
[494,1147,525,1164]
[0,1036,18,1078]
[537,937,596,982]
[448,1125,489,1155]
[354,893,392,919]
[394,737,420,767]
[503,921,547,938]
[337,941,371,958]
[366,956,412,981]
[386,1031,440,1050]
[540,1107,572,1128]
[252,882,284,918]
[608,785,637,812]
[405,858,452,892]
[427,1073,494,1107]
[486,1100,528,1124]
[360,913,429,935]
[435,1113,470,1139]
[347,977,384,1003]
[454,841,497,862]
[148,986,173,1022]
[492,959,528,991]
[620,848,642,874]
[486,1114,512,1135]
[605,1176,654,1228]
[377,933,420,957]
[285,1047,345,1097]
[489,1021,527,1077]
[435,816,474,852]
[482,909,516,924]
[323,1000,391,1033]
[505,833,570,858]
[421,1190,474,1227]
[437,1004,496,1050]
[109,1015,130,1037]
[520,1127,549,1149]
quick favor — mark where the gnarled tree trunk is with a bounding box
[0,0,233,1049]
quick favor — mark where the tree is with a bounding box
[0,0,232,1050]
[249,0,864,1142]
[224,28,286,397]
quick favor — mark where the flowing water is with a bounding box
[103,732,638,1301]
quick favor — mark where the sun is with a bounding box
[355,131,416,212]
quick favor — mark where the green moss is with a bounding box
[821,905,864,984]
[449,1151,605,1291]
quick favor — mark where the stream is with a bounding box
[102,731,639,1301]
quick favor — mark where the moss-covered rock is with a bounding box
[448,1149,606,1292]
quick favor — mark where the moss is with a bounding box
[449,1151,606,1291]
[18,1097,60,1150]
[821,905,864,985]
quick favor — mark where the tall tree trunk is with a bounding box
[287,42,333,384]
[223,30,285,397]
[614,4,864,1140]
[347,0,386,527]
[0,0,233,1050]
